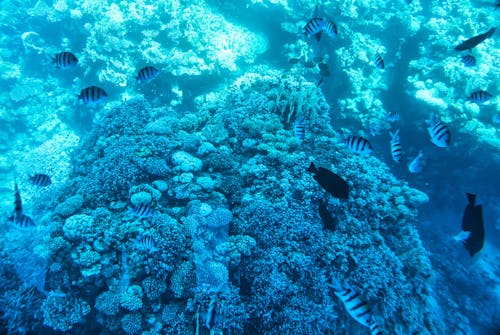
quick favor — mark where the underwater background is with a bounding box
[0,0,499,334]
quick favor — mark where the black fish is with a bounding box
[303,61,315,68]
[29,173,52,187]
[288,57,301,64]
[318,200,337,231]
[136,66,159,83]
[318,62,329,71]
[374,54,384,69]
[78,86,108,105]
[51,52,78,69]
[461,54,476,67]
[461,193,485,256]
[307,162,349,199]
[455,27,497,51]
[319,69,330,77]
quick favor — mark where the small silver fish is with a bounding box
[408,150,424,173]
[206,297,217,330]
[492,113,500,124]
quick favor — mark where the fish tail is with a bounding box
[486,27,497,38]
[466,193,476,206]
[307,162,318,174]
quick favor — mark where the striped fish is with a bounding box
[293,117,306,141]
[304,17,324,41]
[9,182,35,228]
[390,130,402,163]
[51,51,78,69]
[323,18,338,38]
[427,114,450,147]
[13,214,35,228]
[136,235,158,251]
[136,66,159,83]
[332,282,382,334]
[344,136,373,155]
[129,203,154,219]
[29,173,52,187]
[461,54,476,67]
[78,86,108,105]
[374,54,384,69]
[387,111,399,122]
[466,90,492,104]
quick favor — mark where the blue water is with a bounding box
[0,0,499,334]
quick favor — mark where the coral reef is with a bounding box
[0,0,497,332]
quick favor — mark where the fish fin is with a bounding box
[307,162,318,174]
[314,32,322,42]
[466,193,476,206]
[453,230,471,242]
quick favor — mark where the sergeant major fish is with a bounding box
[51,51,78,69]
[29,173,52,187]
[461,54,476,67]
[304,17,324,41]
[78,86,108,105]
[466,90,492,104]
[344,135,373,155]
[293,116,306,141]
[455,27,497,51]
[128,203,154,219]
[331,280,383,335]
[390,129,402,163]
[9,181,35,228]
[374,54,384,69]
[427,114,450,148]
[408,150,424,173]
[323,18,338,38]
[136,66,159,83]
